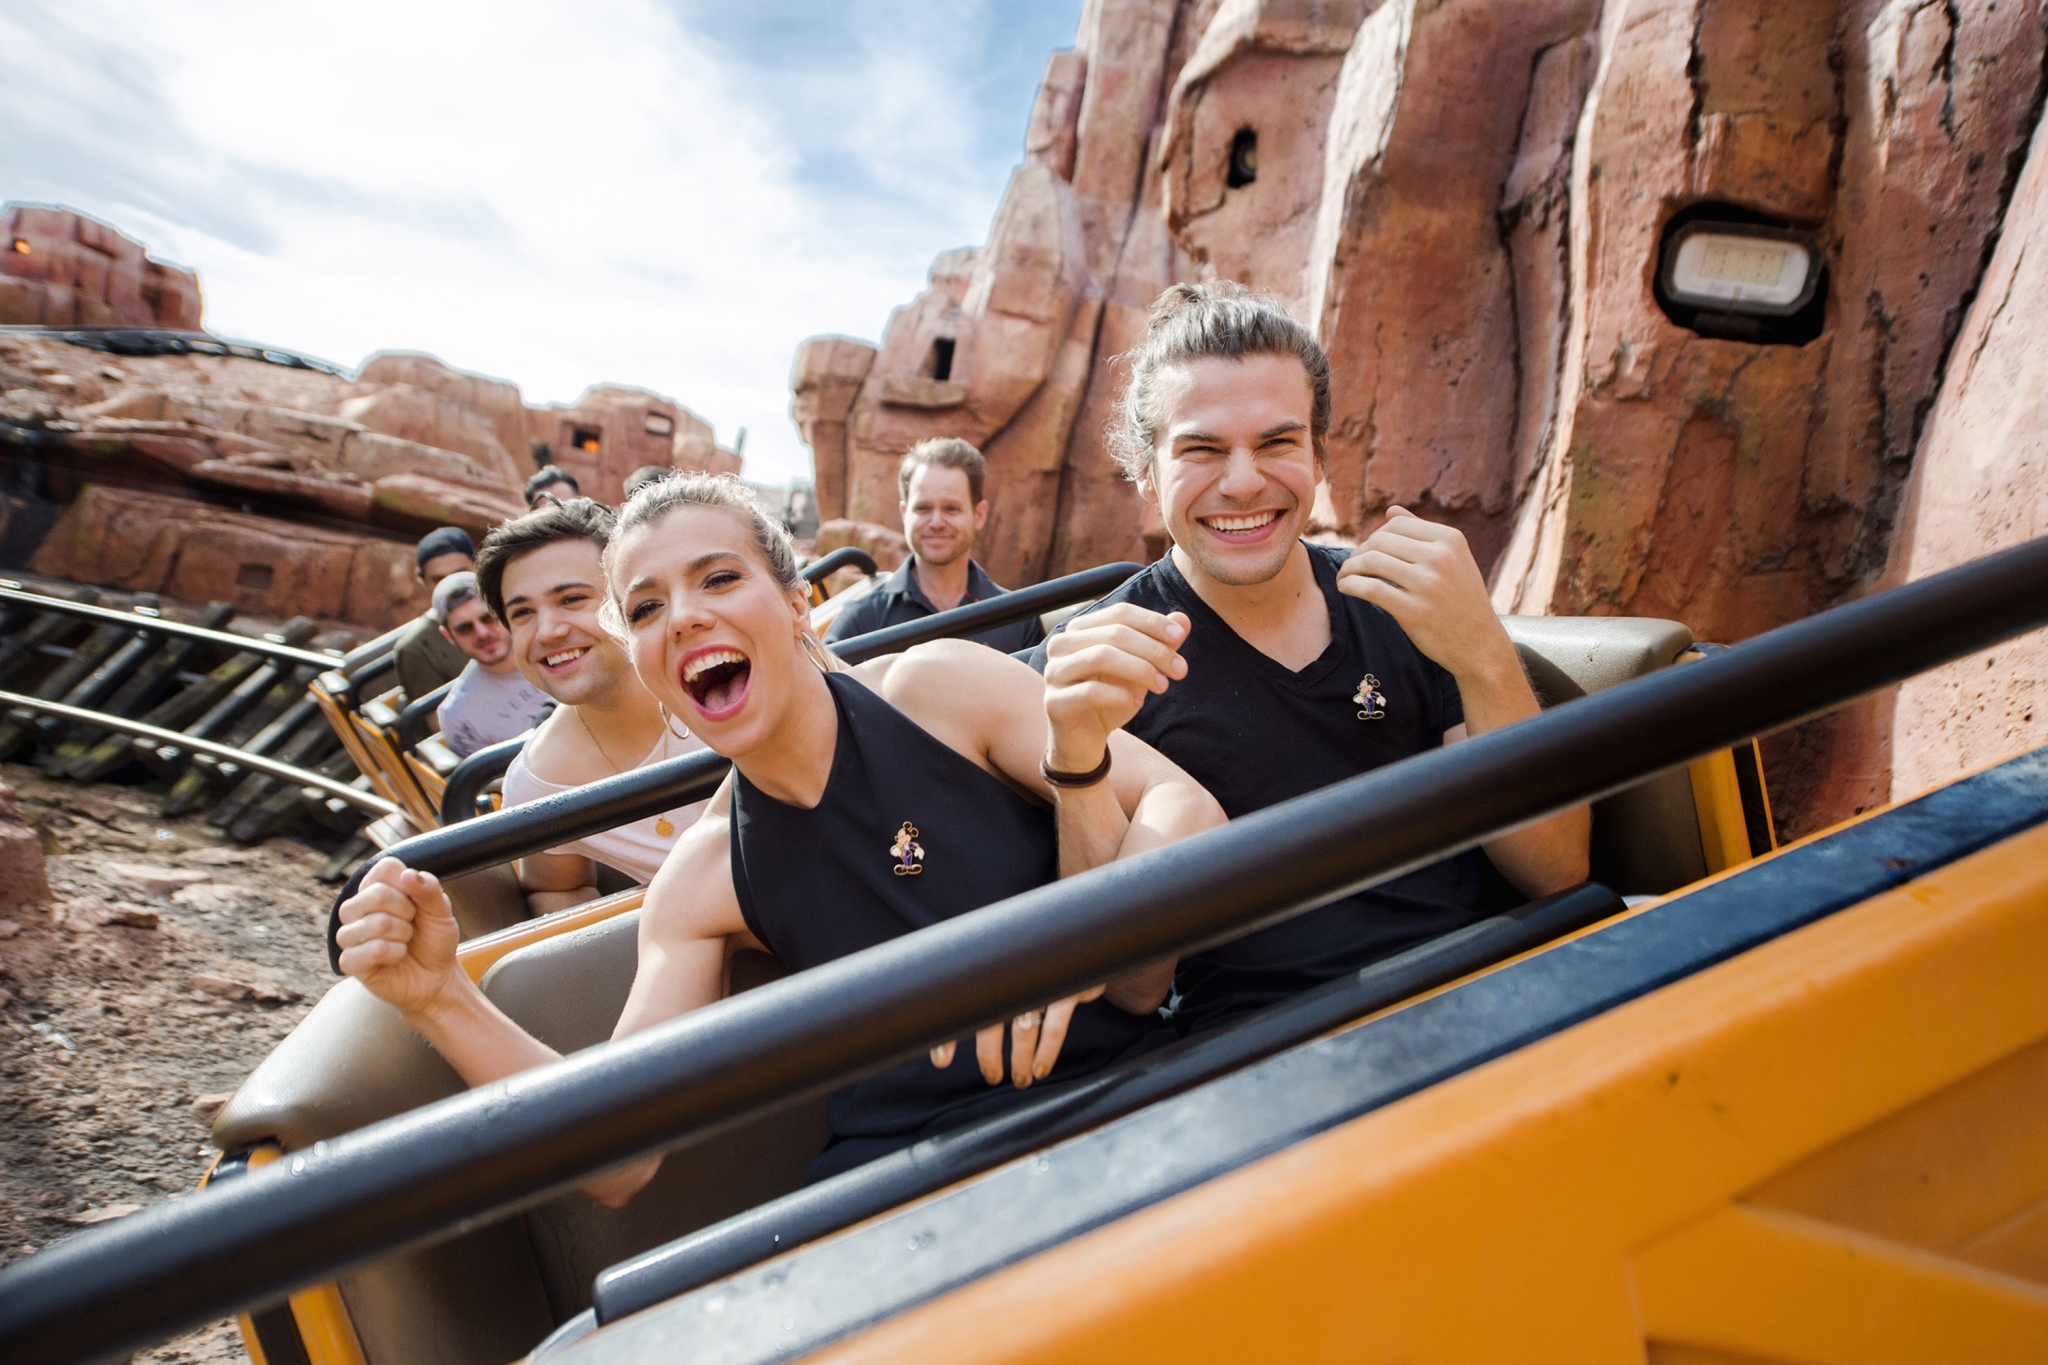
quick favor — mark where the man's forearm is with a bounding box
[1454,651,1591,895]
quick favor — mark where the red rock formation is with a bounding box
[0,205,202,330]
[795,0,2048,836]
[790,337,878,522]
[528,385,736,505]
[31,485,425,629]
[0,782,51,914]
[1886,104,2048,804]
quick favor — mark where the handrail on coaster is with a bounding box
[4,536,2047,1365]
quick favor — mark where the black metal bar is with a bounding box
[0,585,340,669]
[829,561,1139,665]
[6,536,2046,1365]
[438,736,528,826]
[327,560,1145,948]
[395,680,454,751]
[593,881,1626,1320]
[801,546,877,585]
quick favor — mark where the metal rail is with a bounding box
[800,546,877,585]
[0,585,340,669]
[0,691,398,815]
[5,535,2045,1365]
[332,559,1142,914]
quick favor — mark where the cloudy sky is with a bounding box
[0,0,1084,485]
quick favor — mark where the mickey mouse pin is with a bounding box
[890,821,925,876]
[1353,673,1387,721]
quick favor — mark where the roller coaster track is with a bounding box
[0,579,386,872]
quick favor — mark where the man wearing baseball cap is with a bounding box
[391,527,476,700]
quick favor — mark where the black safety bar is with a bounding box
[438,733,531,826]
[10,537,2047,1365]
[347,556,1138,866]
[0,585,340,670]
[801,545,877,585]
[593,880,1627,1321]
[395,680,455,751]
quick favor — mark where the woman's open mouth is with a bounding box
[680,646,753,721]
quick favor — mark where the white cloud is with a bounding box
[0,0,1067,484]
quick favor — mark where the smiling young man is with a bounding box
[475,499,708,911]
[1027,282,1591,1033]
[823,438,1044,653]
[432,571,552,758]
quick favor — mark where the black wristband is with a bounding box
[1040,748,1112,789]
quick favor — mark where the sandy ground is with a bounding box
[0,762,342,1362]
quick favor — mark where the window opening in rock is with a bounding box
[645,412,674,437]
[1227,129,1258,188]
[572,426,602,454]
[9,238,27,255]
[236,564,274,591]
[923,337,956,382]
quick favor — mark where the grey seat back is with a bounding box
[480,917,829,1321]
[1501,615,1706,893]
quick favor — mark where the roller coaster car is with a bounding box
[207,614,1780,1365]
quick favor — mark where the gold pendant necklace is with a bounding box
[579,710,679,839]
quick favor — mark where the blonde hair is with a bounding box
[599,471,840,672]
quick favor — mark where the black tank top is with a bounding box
[729,670,1162,1179]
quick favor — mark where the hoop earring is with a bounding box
[658,703,691,741]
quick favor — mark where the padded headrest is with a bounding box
[1501,616,1694,706]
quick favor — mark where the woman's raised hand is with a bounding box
[334,859,464,1017]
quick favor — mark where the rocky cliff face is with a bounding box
[796,0,2048,837]
[1,207,742,632]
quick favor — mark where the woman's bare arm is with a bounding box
[333,783,748,1206]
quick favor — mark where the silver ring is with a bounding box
[1013,1010,1043,1030]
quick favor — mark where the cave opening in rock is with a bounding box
[645,412,674,437]
[1227,128,1258,188]
[924,337,956,382]
[572,426,602,454]
[235,563,273,591]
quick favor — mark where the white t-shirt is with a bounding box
[500,725,710,885]
[438,661,553,758]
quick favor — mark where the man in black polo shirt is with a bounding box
[823,438,1044,654]
[1027,282,1590,1033]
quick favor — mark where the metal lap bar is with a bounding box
[0,585,340,670]
[6,536,2047,1365]
[325,560,1146,952]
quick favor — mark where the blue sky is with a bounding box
[0,0,1084,485]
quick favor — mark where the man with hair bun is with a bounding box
[824,437,1044,653]
[1028,281,1591,1034]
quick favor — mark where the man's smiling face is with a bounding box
[1139,353,1321,588]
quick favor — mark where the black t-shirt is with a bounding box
[1026,544,1517,1032]
[823,557,1044,654]
[730,671,1163,1181]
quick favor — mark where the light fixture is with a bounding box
[9,238,27,255]
[1655,211,1825,345]
[1661,221,1818,314]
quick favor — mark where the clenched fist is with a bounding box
[334,858,463,1017]
[1039,603,1190,773]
